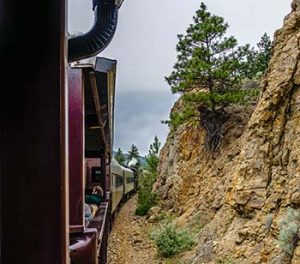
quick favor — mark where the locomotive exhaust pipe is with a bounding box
[68,0,123,62]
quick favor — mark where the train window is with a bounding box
[126,176,134,183]
[91,167,101,182]
[113,174,124,187]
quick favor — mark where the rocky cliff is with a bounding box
[153,2,300,263]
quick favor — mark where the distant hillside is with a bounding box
[112,151,147,167]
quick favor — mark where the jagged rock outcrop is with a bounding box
[154,2,300,263]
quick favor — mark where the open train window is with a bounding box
[91,167,101,183]
[126,176,134,183]
[114,174,124,188]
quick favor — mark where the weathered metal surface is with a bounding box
[69,203,109,264]
[70,228,98,264]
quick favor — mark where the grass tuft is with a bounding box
[278,208,300,255]
[150,222,195,258]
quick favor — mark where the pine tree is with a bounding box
[136,136,161,216]
[165,3,256,150]
[145,136,161,173]
[166,2,249,109]
[127,144,140,167]
[256,33,272,73]
[240,45,259,79]
[114,148,126,166]
[241,33,272,79]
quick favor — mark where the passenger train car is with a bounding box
[111,158,136,214]
[68,56,138,264]
[123,166,135,198]
[85,157,136,219]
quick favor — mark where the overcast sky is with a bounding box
[69,0,291,156]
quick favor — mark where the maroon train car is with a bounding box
[68,57,117,264]
[1,0,123,263]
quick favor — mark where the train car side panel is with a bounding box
[123,167,134,195]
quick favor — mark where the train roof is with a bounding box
[121,166,133,173]
[110,158,134,175]
[110,157,123,174]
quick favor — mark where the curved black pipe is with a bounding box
[68,0,118,62]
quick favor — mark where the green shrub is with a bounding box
[278,208,300,255]
[216,257,235,264]
[135,137,161,216]
[135,170,158,216]
[164,88,259,130]
[150,222,195,258]
[135,190,157,216]
[183,89,259,108]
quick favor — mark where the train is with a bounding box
[67,56,139,264]
[2,0,129,263]
[85,157,137,222]
[110,158,136,214]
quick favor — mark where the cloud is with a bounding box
[69,0,290,94]
[69,0,291,155]
[113,89,178,155]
